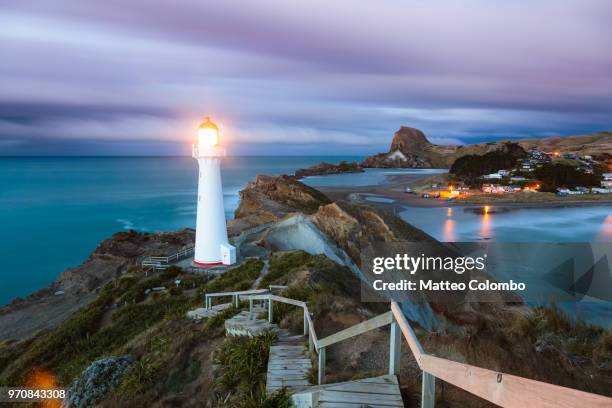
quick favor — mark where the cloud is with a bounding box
[0,0,611,154]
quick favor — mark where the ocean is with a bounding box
[0,156,360,306]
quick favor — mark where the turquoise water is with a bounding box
[0,156,361,306]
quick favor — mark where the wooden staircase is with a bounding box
[194,290,612,408]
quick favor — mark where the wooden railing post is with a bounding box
[389,318,401,375]
[308,331,314,353]
[318,347,326,385]
[249,298,254,319]
[303,309,309,336]
[421,371,435,408]
[234,294,239,308]
[268,298,273,323]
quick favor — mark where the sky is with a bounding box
[1,0,611,156]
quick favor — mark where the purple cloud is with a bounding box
[0,0,611,155]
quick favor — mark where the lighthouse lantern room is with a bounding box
[192,117,236,267]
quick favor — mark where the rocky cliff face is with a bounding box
[363,127,612,169]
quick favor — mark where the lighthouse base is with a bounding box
[193,243,237,268]
[192,260,224,267]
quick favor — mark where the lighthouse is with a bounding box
[192,117,236,267]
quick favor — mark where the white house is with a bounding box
[483,173,502,180]
[602,173,612,188]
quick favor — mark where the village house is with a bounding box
[602,173,612,188]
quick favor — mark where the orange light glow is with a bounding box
[25,369,61,408]
[599,214,612,241]
[198,116,219,146]
[447,207,453,217]
[444,219,455,241]
[484,205,490,214]
[480,211,491,238]
[553,150,560,157]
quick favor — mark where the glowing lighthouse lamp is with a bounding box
[192,117,236,267]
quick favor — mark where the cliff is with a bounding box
[0,229,194,341]
[363,128,612,169]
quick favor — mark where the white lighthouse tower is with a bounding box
[192,117,236,267]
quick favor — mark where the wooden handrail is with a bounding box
[391,302,612,407]
[269,294,307,308]
[419,354,611,408]
[390,302,424,363]
[207,288,269,298]
[317,311,392,348]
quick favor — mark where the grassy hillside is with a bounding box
[1,251,610,407]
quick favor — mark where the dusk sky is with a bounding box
[1,0,611,155]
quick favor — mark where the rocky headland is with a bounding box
[362,127,612,169]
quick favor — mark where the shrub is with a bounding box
[213,331,277,405]
[258,251,313,288]
[534,163,602,192]
[450,144,526,179]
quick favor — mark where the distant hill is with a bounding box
[362,127,612,169]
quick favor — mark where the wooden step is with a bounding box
[224,310,278,336]
[266,341,311,393]
[291,375,404,408]
[186,302,232,320]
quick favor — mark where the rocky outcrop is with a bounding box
[232,175,331,229]
[294,161,364,179]
[361,126,447,168]
[390,126,432,153]
[64,356,133,408]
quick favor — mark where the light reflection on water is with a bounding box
[400,205,612,243]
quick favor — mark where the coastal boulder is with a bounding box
[64,355,133,408]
